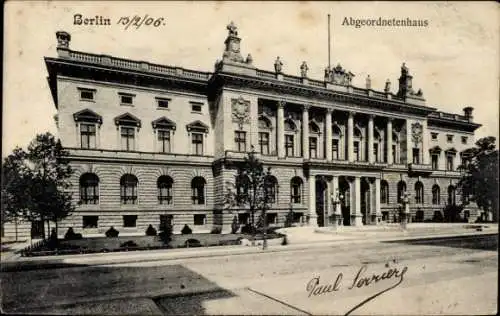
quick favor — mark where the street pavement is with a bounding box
[1,233,497,315]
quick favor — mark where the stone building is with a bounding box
[4,22,482,238]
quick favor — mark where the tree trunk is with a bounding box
[14,215,18,242]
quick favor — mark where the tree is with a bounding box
[457,136,499,222]
[224,148,274,247]
[1,132,74,239]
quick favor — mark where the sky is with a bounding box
[3,1,499,157]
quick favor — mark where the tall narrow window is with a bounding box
[157,130,171,153]
[397,181,406,203]
[121,127,135,151]
[265,176,278,203]
[432,185,440,204]
[157,176,173,204]
[432,154,439,170]
[80,123,96,149]
[373,143,379,162]
[392,144,397,164]
[446,155,454,171]
[448,185,456,205]
[332,139,339,160]
[235,131,247,152]
[79,173,99,204]
[258,132,270,155]
[380,180,389,204]
[120,174,138,204]
[354,141,360,161]
[415,181,424,204]
[290,177,303,204]
[191,177,206,205]
[285,135,294,157]
[412,148,420,164]
[309,137,317,159]
[192,133,204,155]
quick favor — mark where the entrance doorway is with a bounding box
[315,178,328,227]
[31,221,44,239]
[339,177,350,226]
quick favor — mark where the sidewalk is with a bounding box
[1,223,497,271]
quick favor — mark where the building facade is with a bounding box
[4,22,482,238]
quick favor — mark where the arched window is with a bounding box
[290,177,303,204]
[265,175,278,204]
[80,173,99,204]
[258,117,271,155]
[120,174,138,204]
[235,174,250,205]
[448,185,456,205]
[191,177,206,205]
[415,181,424,204]
[157,176,173,204]
[397,181,406,203]
[432,185,440,205]
[380,180,389,204]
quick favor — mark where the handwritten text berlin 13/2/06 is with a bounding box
[73,14,166,30]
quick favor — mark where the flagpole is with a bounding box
[328,14,331,69]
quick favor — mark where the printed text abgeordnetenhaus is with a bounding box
[342,17,429,28]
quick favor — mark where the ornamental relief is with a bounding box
[231,96,250,129]
[411,122,423,144]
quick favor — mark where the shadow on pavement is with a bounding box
[382,234,498,251]
[1,263,235,315]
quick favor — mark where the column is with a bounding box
[374,178,381,224]
[308,175,317,227]
[351,176,363,226]
[368,115,374,163]
[406,120,413,164]
[387,118,393,164]
[422,120,429,165]
[347,111,354,162]
[302,105,310,159]
[277,101,285,158]
[325,109,333,161]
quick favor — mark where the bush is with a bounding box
[159,224,173,244]
[105,226,119,237]
[120,240,138,248]
[210,227,222,234]
[181,224,192,235]
[145,224,157,236]
[185,238,202,247]
[64,227,83,240]
[231,216,240,234]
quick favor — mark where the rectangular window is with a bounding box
[156,98,170,109]
[80,123,96,149]
[120,127,135,151]
[293,212,304,224]
[119,93,135,105]
[234,131,247,152]
[157,130,171,153]
[267,213,278,225]
[353,141,360,161]
[332,139,339,160]
[238,213,249,225]
[79,88,95,101]
[192,133,203,155]
[461,136,468,145]
[431,132,438,141]
[412,148,420,164]
[191,102,203,113]
[194,214,206,226]
[285,135,294,157]
[447,134,453,143]
[447,155,454,171]
[82,216,98,228]
[392,144,397,164]
[123,215,137,228]
[309,137,317,158]
[373,143,379,162]
[432,154,439,170]
[258,132,270,155]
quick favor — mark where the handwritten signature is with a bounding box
[306,263,408,315]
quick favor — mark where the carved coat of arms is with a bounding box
[231,97,250,129]
[411,122,423,144]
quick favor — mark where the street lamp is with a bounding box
[400,191,410,230]
[330,189,343,230]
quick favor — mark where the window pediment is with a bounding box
[258,115,272,130]
[73,109,102,124]
[114,113,141,127]
[429,146,442,153]
[309,121,320,134]
[186,120,209,133]
[284,119,296,132]
[445,147,457,155]
[152,117,176,130]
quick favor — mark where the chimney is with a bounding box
[463,106,474,122]
[56,31,71,58]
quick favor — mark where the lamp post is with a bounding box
[330,189,343,230]
[400,192,410,230]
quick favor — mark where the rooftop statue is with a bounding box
[366,75,372,90]
[384,79,391,93]
[326,63,354,86]
[300,61,309,78]
[274,56,283,74]
[227,21,238,37]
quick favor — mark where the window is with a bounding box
[415,182,424,204]
[194,214,206,226]
[191,177,206,205]
[380,180,389,204]
[332,139,339,160]
[309,137,317,158]
[235,131,247,152]
[354,141,360,161]
[157,130,171,153]
[267,213,278,225]
[258,132,270,155]
[461,136,468,145]
[446,155,454,171]
[157,176,173,204]
[120,127,135,151]
[192,133,204,155]
[156,98,170,109]
[412,148,420,164]
[447,134,453,143]
[373,143,379,162]
[79,88,95,101]
[191,102,203,113]
[120,174,138,204]
[80,173,99,204]
[290,177,303,204]
[123,215,137,228]
[397,181,406,203]
[82,216,98,228]
[119,93,135,105]
[431,154,439,170]
[285,135,294,157]
[392,144,397,164]
[80,123,96,149]
[265,176,278,204]
[238,213,249,225]
[432,185,440,204]
[431,132,438,141]
[448,185,456,205]
[293,212,304,223]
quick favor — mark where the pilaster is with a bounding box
[387,118,393,164]
[302,105,310,159]
[325,109,333,161]
[277,101,285,158]
[368,115,375,163]
[308,175,317,227]
[347,111,355,162]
